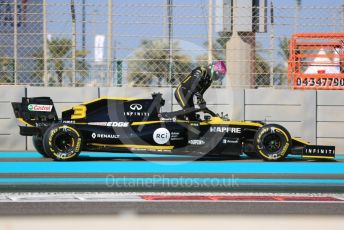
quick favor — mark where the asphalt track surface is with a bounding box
[0,152,344,192]
[1,152,344,215]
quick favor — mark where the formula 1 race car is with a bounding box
[12,93,335,161]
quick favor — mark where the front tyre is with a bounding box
[43,124,82,161]
[254,124,291,161]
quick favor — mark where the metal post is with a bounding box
[208,0,213,64]
[107,0,113,86]
[164,1,168,39]
[81,0,86,80]
[167,0,173,84]
[43,0,48,86]
[13,0,18,85]
[295,0,301,32]
[82,0,86,54]
[342,4,344,31]
[71,0,77,87]
[163,1,168,85]
[294,1,300,33]
[113,40,117,86]
[269,0,274,87]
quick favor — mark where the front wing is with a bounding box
[302,145,335,160]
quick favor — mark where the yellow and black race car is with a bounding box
[12,93,335,161]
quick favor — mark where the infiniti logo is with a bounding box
[129,103,143,111]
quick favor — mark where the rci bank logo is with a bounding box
[153,127,170,144]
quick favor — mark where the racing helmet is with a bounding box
[209,61,227,81]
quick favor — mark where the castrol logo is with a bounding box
[28,104,53,112]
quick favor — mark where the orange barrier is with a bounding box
[288,33,344,90]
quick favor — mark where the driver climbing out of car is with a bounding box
[175,60,227,121]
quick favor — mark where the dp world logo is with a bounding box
[91,133,96,139]
[130,103,143,111]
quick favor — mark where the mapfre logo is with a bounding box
[153,128,170,144]
[28,104,53,112]
[129,104,143,111]
[210,127,241,134]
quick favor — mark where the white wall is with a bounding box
[244,89,317,144]
[317,91,344,154]
[1,86,343,154]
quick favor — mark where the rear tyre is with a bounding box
[32,135,49,158]
[43,124,82,161]
[254,124,291,161]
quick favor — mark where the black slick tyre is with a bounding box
[32,135,49,158]
[254,124,291,161]
[43,124,82,161]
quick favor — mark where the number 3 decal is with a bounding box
[71,105,87,119]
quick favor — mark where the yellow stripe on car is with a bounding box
[89,143,174,150]
[82,96,140,105]
[131,121,163,126]
[62,96,141,112]
[302,155,334,159]
[17,118,34,127]
[292,137,309,145]
[200,117,263,127]
[131,120,189,126]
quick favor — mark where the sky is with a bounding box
[45,0,344,64]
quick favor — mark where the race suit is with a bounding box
[174,66,212,121]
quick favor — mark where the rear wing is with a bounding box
[12,97,58,136]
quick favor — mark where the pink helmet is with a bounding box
[210,61,227,80]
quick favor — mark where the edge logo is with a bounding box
[129,104,143,111]
[88,122,129,127]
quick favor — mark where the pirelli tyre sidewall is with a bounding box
[43,124,82,161]
[254,124,291,161]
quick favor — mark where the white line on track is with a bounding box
[1,192,344,203]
